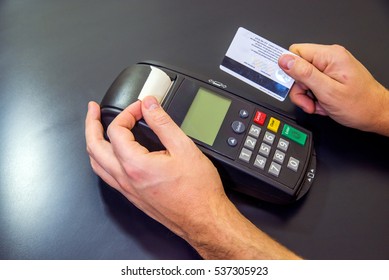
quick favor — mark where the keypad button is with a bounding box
[277,138,289,152]
[239,148,252,163]
[268,162,282,177]
[239,109,249,119]
[248,124,261,138]
[267,117,281,133]
[227,137,238,147]
[254,155,267,170]
[287,157,300,172]
[244,136,257,150]
[273,150,285,164]
[259,143,271,157]
[253,111,267,125]
[231,121,246,134]
[263,131,275,145]
[282,124,307,146]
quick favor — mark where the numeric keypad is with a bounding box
[236,109,307,181]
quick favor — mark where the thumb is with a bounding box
[141,96,191,153]
[278,54,334,95]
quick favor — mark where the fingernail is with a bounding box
[88,101,96,111]
[143,96,160,111]
[279,54,295,70]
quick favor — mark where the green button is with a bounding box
[282,124,307,146]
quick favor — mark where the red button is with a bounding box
[254,111,267,125]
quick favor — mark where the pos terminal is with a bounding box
[100,62,316,204]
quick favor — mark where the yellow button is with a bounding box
[267,117,281,133]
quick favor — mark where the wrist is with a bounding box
[180,195,236,258]
[370,84,389,136]
[183,197,301,259]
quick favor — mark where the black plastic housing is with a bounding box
[100,62,316,204]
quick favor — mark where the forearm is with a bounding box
[183,199,301,260]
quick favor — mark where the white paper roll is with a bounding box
[138,66,173,104]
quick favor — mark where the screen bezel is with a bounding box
[166,77,255,159]
[180,87,232,146]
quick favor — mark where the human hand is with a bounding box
[85,96,229,243]
[278,44,389,136]
[85,96,301,259]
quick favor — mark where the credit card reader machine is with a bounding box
[100,62,316,204]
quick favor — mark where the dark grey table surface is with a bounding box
[0,0,388,259]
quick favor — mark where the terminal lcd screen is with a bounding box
[181,87,231,146]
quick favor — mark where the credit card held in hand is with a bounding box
[220,27,295,101]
